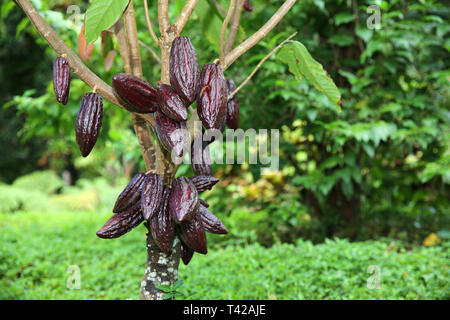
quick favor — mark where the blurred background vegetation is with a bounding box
[0,0,449,299]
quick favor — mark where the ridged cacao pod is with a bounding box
[191,142,212,176]
[196,63,227,129]
[244,0,253,12]
[53,57,70,105]
[112,73,158,113]
[189,175,219,193]
[157,84,188,121]
[169,176,199,223]
[169,36,199,104]
[225,79,240,130]
[177,215,207,254]
[180,241,194,265]
[149,188,174,254]
[198,204,228,234]
[96,201,143,239]
[141,173,164,221]
[75,93,103,157]
[155,110,189,158]
[198,198,209,208]
[113,172,146,213]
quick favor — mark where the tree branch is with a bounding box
[158,0,170,37]
[228,32,297,100]
[174,0,199,34]
[123,1,143,78]
[224,0,244,55]
[208,0,227,16]
[15,0,123,108]
[144,0,160,46]
[220,0,297,70]
[114,19,133,74]
[139,40,162,64]
[220,0,236,61]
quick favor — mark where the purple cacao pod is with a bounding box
[113,172,147,213]
[75,93,103,157]
[149,188,174,254]
[53,57,70,105]
[169,36,199,104]
[169,176,199,223]
[96,201,143,239]
[155,110,189,158]
[243,0,253,12]
[180,241,194,265]
[189,175,219,193]
[225,79,240,129]
[141,173,164,221]
[196,63,227,129]
[177,215,207,254]
[112,73,158,113]
[191,142,212,176]
[198,204,228,234]
[157,84,188,121]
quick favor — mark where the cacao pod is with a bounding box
[141,173,164,221]
[189,175,219,193]
[191,142,212,176]
[113,172,146,213]
[198,204,228,234]
[196,63,227,129]
[149,188,174,254]
[169,36,199,104]
[96,201,143,239]
[244,0,253,12]
[53,57,70,105]
[112,73,158,113]
[155,110,188,158]
[169,176,199,223]
[75,93,103,157]
[157,84,188,121]
[177,215,207,254]
[180,241,194,265]
[225,79,240,130]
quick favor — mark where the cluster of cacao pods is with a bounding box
[97,173,227,265]
[53,56,104,157]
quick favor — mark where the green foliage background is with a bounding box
[0,0,449,299]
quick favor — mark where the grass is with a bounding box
[0,211,448,300]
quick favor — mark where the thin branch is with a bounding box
[123,1,143,77]
[228,32,297,100]
[221,0,297,70]
[158,0,170,37]
[15,0,123,108]
[224,0,245,55]
[208,0,227,16]
[144,0,160,46]
[174,0,199,34]
[114,19,133,74]
[220,0,236,61]
[139,40,161,64]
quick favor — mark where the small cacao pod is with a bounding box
[177,215,207,254]
[155,110,188,158]
[96,201,143,239]
[243,0,253,12]
[75,93,103,157]
[53,57,70,105]
[189,175,219,193]
[157,84,188,121]
[113,172,146,213]
[141,173,164,221]
[169,176,199,223]
[180,241,194,265]
[169,36,199,104]
[149,188,174,254]
[198,204,228,234]
[225,79,240,130]
[191,142,212,176]
[112,73,158,113]
[196,63,227,129]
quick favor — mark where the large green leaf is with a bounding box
[84,0,129,44]
[277,41,341,111]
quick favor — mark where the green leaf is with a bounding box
[277,41,341,111]
[194,0,222,52]
[328,34,355,47]
[84,0,130,44]
[334,12,355,26]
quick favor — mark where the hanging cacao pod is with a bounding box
[96,201,143,239]
[196,63,227,129]
[225,79,240,130]
[53,57,70,105]
[157,84,188,121]
[149,188,174,254]
[189,175,219,193]
[141,173,164,221]
[154,110,189,158]
[169,176,199,223]
[112,73,158,113]
[198,204,228,234]
[180,241,194,265]
[113,173,146,213]
[177,215,207,254]
[191,142,212,176]
[169,36,199,104]
[75,93,103,157]
[243,0,253,12]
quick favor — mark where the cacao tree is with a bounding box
[14,0,340,300]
